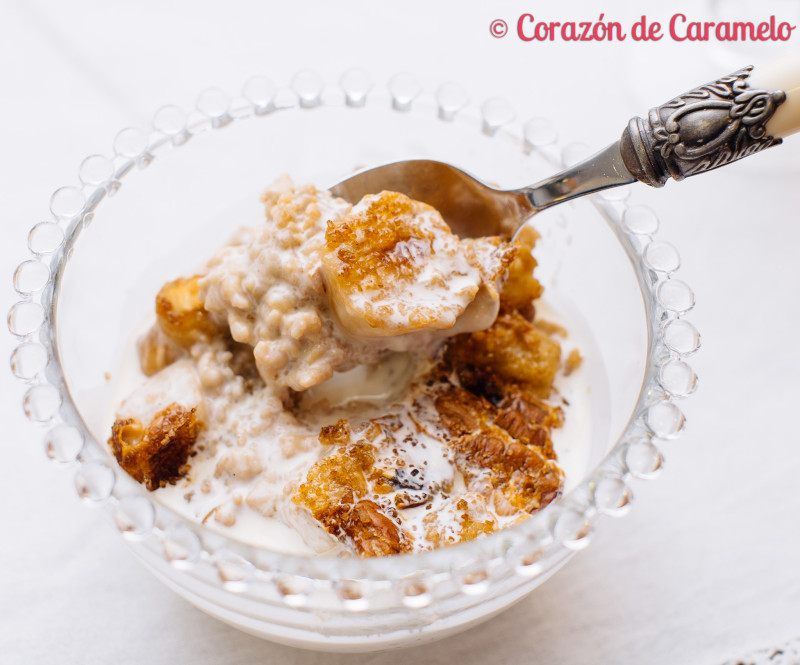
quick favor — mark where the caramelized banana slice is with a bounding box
[293,441,415,556]
[501,224,544,311]
[109,360,207,490]
[156,275,218,347]
[446,310,561,393]
[321,191,516,337]
[109,403,200,491]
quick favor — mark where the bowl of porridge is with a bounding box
[8,71,697,651]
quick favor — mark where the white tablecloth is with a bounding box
[3,1,799,663]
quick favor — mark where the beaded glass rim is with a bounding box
[8,69,699,594]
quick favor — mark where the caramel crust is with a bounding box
[109,403,200,491]
[319,419,352,447]
[495,392,563,459]
[294,442,413,556]
[324,192,446,288]
[446,311,561,393]
[433,385,495,437]
[501,225,544,309]
[339,500,409,557]
[155,275,218,347]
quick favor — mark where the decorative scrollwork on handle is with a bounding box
[620,66,786,187]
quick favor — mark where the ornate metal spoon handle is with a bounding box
[525,58,799,213]
[620,66,786,187]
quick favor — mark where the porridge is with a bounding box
[108,177,584,556]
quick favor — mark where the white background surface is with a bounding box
[2,1,800,663]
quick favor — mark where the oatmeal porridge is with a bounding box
[108,177,585,556]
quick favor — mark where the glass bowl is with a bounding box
[8,70,699,652]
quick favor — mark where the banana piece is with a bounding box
[321,191,516,338]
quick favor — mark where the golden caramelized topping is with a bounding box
[446,311,561,394]
[432,379,564,516]
[500,225,544,311]
[321,191,516,337]
[433,385,495,437]
[295,443,375,517]
[495,392,563,458]
[325,191,447,286]
[452,426,562,514]
[318,419,352,447]
[109,403,201,491]
[294,442,413,556]
[340,500,409,557]
[155,275,218,347]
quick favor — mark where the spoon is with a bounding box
[331,54,800,238]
